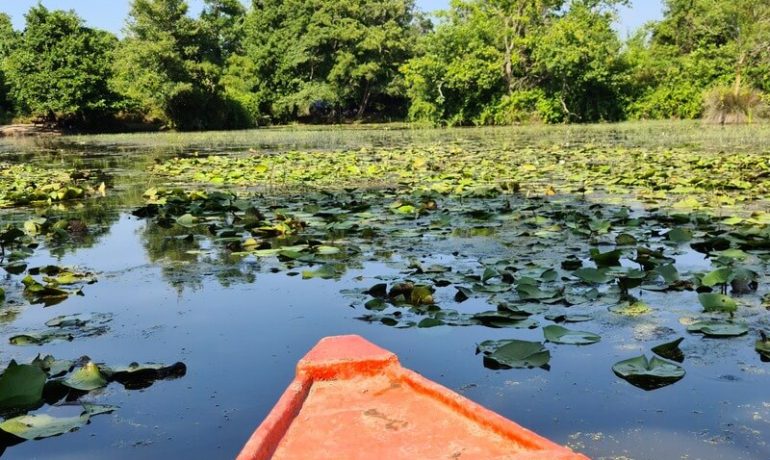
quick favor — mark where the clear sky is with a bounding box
[2,0,663,36]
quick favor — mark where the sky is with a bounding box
[2,0,663,36]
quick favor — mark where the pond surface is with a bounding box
[2,124,770,459]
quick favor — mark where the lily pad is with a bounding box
[651,337,685,362]
[0,361,46,411]
[698,293,737,313]
[542,325,601,345]
[574,268,610,284]
[687,321,748,337]
[62,362,108,391]
[701,267,733,287]
[479,340,550,369]
[0,413,88,440]
[612,355,685,390]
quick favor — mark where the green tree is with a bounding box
[532,1,627,121]
[3,6,118,124]
[0,13,17,121]
[402,0,626,124]
[235,0,417,122]
[112,0,246,130]
[200,0,247,65]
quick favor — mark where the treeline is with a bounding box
[0,0,768,130]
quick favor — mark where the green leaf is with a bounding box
[589,249,622,268]
[701,267,733,287]
[0,413,88,440]
[62,362,108,391]
[612,355,685,390]
[574,267,610,283]
[687,321,748,337]
[543,325,601,345]
[481,340,550,369]
[651,337,685,362]
[666,228,693,243]
[417,318,444,328]
[698,293,737,313]
[0,361,46,411]
[175,214,197,227]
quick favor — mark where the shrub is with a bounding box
[703,85,767,124]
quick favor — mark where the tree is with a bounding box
[234,0,418,122]
[0,13,17,121]
[625,0,769,120]
[402,0,626,124]
[200,0,247,65]
[112,0,245,130]
[3,6,118,124]
[532,1,627,121]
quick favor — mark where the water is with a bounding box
[1,129,770,459]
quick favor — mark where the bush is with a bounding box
[628,83,704,120]
[703,85,766,124]
[477,90,565,125]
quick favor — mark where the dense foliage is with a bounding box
[0,0,768,129]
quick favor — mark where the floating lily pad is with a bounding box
[543,325,601,345]
[479,340,550,369]
[0,361,46,411]
[612,355,685,390]
[574,268,610,284]
[0,413,88,440]
[651,337,685,362]
[698,293,737,313]
[687,321,748,337]
[62,362,107,391]
[701,267,733,287]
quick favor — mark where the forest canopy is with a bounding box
[0,0,768,130]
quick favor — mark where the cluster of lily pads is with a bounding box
[0,355,185,447]
[0,163,109,208]
[134,147,770,392]
[149,145,770,209]
[1,208,187,450]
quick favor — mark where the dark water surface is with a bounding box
[1,127,770,460]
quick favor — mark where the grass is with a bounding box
[13,120,768,154]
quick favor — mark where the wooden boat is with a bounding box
[238,335,589,460]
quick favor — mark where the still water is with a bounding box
[1,127,769,459]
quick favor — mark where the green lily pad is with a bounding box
[666,228,693,243]
[698,293,737,313]
[701,267,733,287]
[651,337,685,362]
[612,355,685,390]
[62,362,108,391]
[687,321,748,337]
[574,268,610,284]
[0,361,46,411]
[589,249,622,268]
[542,325,601,345]
[0,413,88,440]
[478,340,550,369]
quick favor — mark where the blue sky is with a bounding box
[2,0,663,36]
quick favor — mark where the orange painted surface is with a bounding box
[238,335,590,460]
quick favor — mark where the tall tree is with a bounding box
[112,0,233,129]
[235,0,417,121]
[0,13,17,121]
[3,6,118,124]
[402,0,626,124]
[200,0,247,65]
